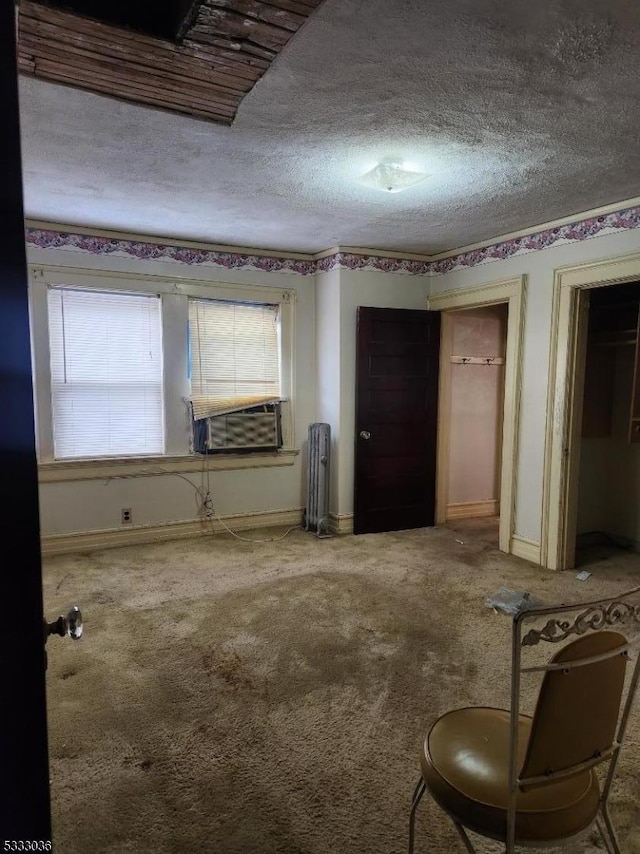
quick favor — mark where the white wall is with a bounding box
[429,229,640,544]
[28,243,317,536]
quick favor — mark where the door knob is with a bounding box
[359,430,371,440]
[43,606,83,670]
[44,605,83,641]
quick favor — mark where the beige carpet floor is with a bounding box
[42,519,640,853]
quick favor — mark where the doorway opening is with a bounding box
[575,280,640,569]
[543,251,640,571]
[428,275,525,557]
[436,303,508,549]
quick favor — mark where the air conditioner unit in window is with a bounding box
[193,405,281,454]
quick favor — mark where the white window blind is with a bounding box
[189,298,281,420]
[48,287,164,459]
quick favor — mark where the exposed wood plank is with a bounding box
[19,36,256,95]
[28,61,236,122]
[26,77,234,126]
[205,0,306,31]
[19,33,252,99]
[175,0,205,41]
[187,31,277,60]
[180,39,269,74]
[20,4,269,73]
[20,2,275,67]
[17,0,326,124]
[20,55,242,117]
[18,55,36,73]
[191,6,292,51]
[21,12,266,82]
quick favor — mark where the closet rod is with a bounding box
[450,355,505,365]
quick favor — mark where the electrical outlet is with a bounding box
[121,508,132,524]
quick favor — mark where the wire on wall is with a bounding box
[102,456,301,543]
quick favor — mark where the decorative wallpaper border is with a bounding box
[25,228,317,276]
[24,204,640,278]
[317,252,431,275]
[430,205,640,275]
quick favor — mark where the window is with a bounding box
[188,298,282,420]
[47,287,164,459]
[30,266,296,468]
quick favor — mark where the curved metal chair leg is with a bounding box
[596,815,616,854]
[408,777,426,854]
[451,821,477,854]
[601,804,622,854]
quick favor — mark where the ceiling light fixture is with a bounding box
[358,159,430,193]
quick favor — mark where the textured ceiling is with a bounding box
[17,0,640,255]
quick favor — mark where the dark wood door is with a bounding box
[1,3,52,839]
[354,307,441,535]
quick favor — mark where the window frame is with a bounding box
[29,265,297,474]
[187,295,283,421]
[47,285,166,460]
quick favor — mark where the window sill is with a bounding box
[38,449,299,483]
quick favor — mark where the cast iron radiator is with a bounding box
[303,422,331,537]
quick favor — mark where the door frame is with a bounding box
[428,276,527,554]
[541,252,640,570]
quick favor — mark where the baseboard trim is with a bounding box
[511,535,542,565]
[329,513,354,535]
[41,508,304,556]
[446,500,499,520]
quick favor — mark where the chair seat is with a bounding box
[421,707,600,843]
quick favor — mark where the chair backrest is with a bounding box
[519,630,628,785]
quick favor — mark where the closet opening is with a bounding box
[436,303,509,548]
[576,280,640,568]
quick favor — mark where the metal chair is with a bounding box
[408,586,640,853]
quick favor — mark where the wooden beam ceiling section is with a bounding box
[17,0,326,125]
